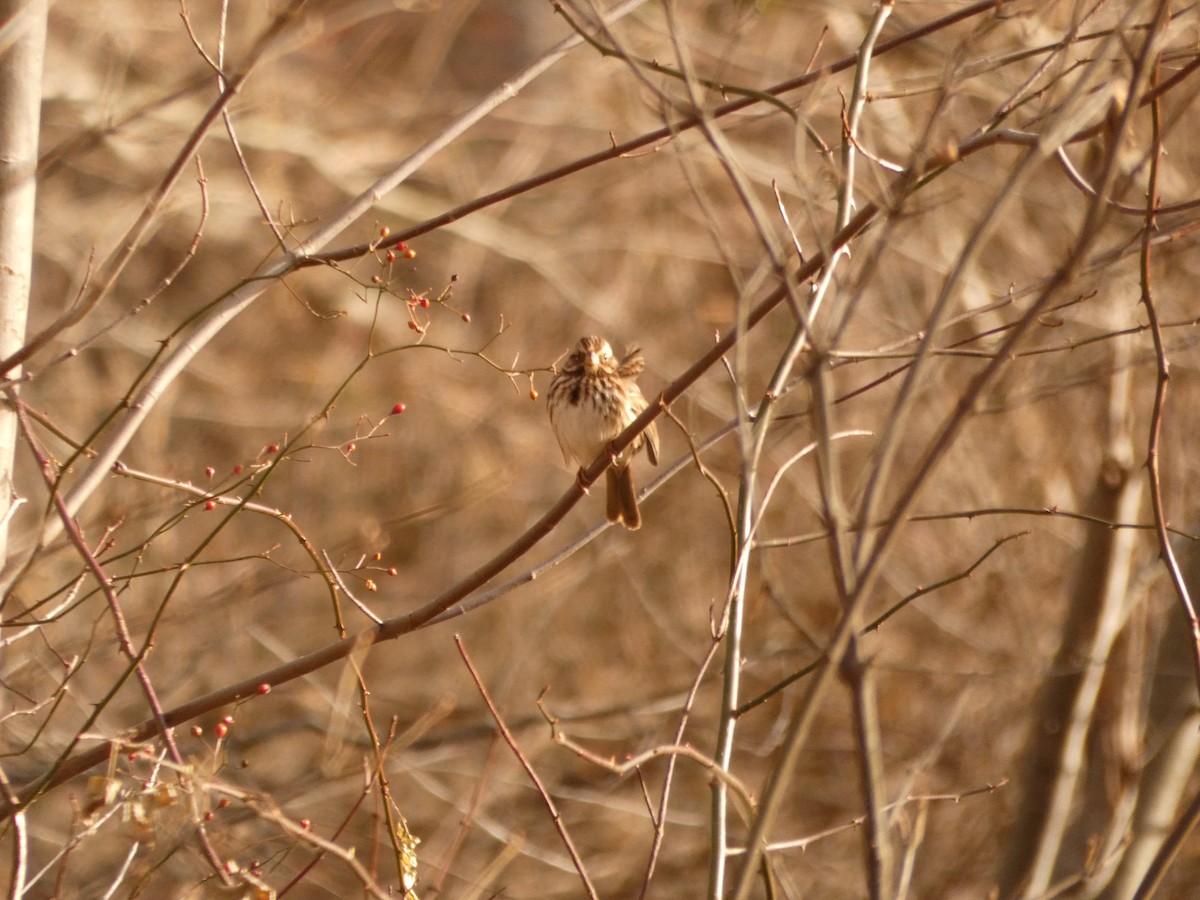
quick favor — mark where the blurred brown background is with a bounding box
[5,0,1200,897]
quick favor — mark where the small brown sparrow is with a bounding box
[547,336,659,529]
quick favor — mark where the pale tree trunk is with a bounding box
[0,6,46,889]
[998,343,1143,896]
[0,0,47,571]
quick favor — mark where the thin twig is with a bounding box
[455,635,599,900]
[758,505,1198,550]
[727,779,1008,855]
[815,5,897,897]
[1133,780,1200,899]
[1138,47,1200,699]
[637,638,723,899]
[540,698,757,815]
[863,531,1029,632]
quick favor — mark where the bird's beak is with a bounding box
[584,351,600,373]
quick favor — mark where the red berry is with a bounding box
[233,464,244,475]
[268,444,280,454]
[300,818,312,830]
[192,726,203,737]
[419,297,430,308]
[391,402,406,415]
[215,723,228,739]
[461,312,471,323]
[380,226,390,237]
[530,388,539,401]
[257,683,271,695]
[386,250,396,263]
[346,442,356,453]
[387,567,398,576]
[403,248,416,259]
[204,500,216,511]
[204,466,215,479]
[205,810,215,821]
[223,715,234,725]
